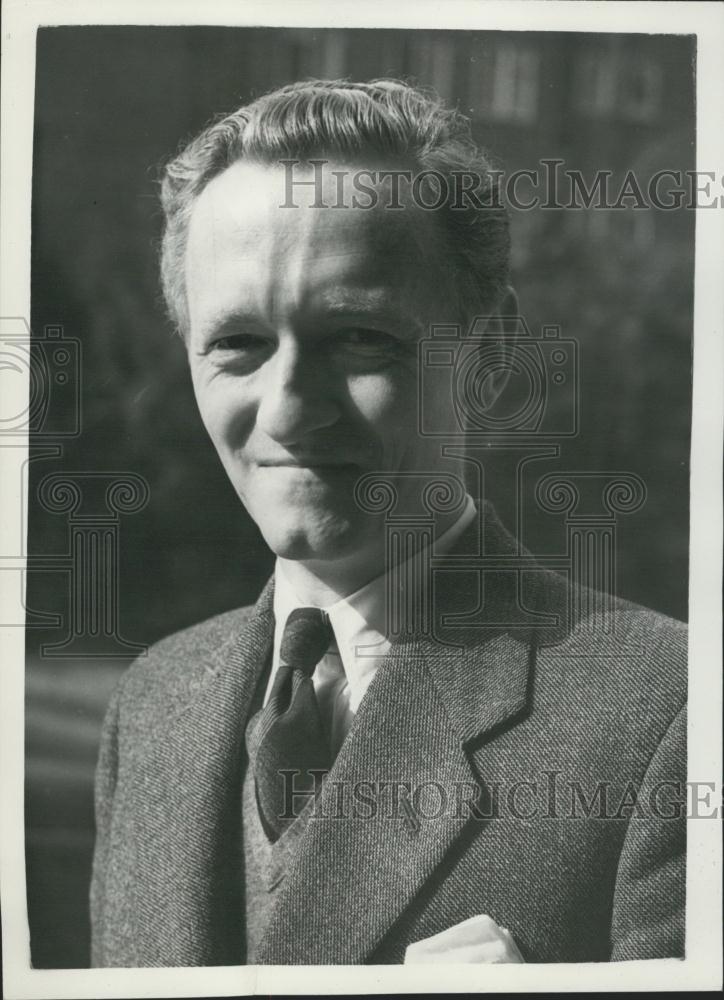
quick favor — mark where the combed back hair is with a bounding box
[159,78,510,337]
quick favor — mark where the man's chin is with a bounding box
[255,515,363,564]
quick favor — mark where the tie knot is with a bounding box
[280,607,332,677]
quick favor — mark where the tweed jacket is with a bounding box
[90,503,687,966]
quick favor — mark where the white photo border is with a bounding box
[1,0,722,995]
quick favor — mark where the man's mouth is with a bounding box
[258,460,361,470]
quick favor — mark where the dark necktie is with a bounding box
[252,607,333,842]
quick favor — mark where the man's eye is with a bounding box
[211,333,266,352]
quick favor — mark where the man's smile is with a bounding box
[257,460,362,468]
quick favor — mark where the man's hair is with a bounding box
[159,78,510,337]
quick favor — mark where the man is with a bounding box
[90,79,686,966]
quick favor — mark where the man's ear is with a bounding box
[482,285,519,337]
[478,285,519,409]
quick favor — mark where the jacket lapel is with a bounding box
[125,579,275,965]
[256,508,537,964]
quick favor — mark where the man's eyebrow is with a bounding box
[199,311,266,339]
[197,293,425,339]
[316,290,422,328]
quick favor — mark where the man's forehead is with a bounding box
[185,159,450,331]
[188,159,435,255]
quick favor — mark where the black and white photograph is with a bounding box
[1,0,722,995]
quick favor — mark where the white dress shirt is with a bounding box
[266,494,477,756]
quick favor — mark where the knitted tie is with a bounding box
[252,607,333,842]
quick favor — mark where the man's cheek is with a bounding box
[200,395,248,451]
[348,368,413,415]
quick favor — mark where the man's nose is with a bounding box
[255,341,340,444]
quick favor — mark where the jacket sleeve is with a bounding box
[89,675,125,967]
[610,704,687,960]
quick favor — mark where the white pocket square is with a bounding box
[404,913,524,964]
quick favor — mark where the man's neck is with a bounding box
[276,539,387,607]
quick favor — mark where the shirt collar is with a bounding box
[272,494,477,708]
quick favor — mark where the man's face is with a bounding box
[185,160,463,573]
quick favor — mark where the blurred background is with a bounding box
[25,27,694,967]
